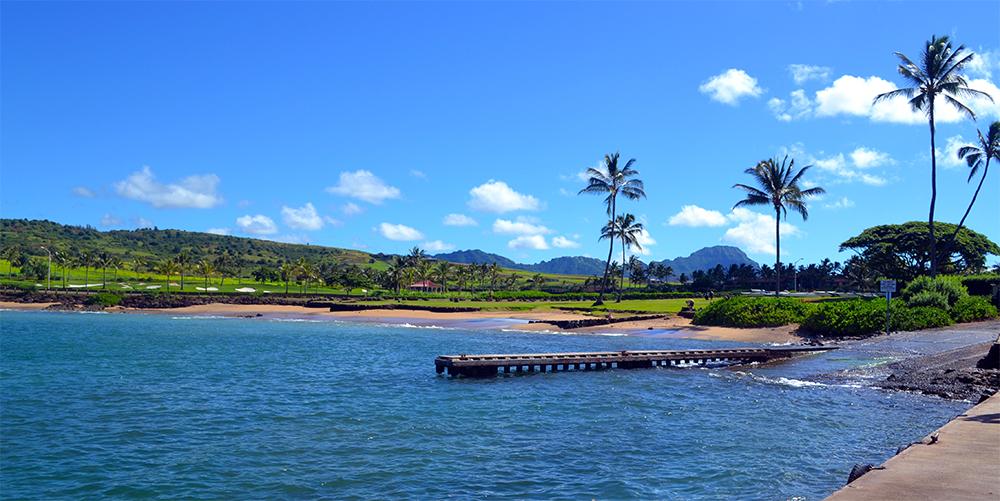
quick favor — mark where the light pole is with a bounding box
[792,258,804,292]
[40,246,52,291]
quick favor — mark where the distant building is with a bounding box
[408,280,440,291]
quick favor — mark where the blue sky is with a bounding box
[2,1,998,266]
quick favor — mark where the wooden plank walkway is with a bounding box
[435,346,836,377]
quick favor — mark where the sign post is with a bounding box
[880,279,897,335]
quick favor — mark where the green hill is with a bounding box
[0,219,377,269]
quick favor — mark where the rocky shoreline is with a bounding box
[877,339,1000,401]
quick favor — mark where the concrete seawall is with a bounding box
[825,391,1000,500]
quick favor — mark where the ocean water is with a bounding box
[0,311,967,500]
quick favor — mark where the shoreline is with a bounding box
[0,301,801,344]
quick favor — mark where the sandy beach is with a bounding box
[95,302,802,344]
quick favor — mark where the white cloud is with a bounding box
[492,218,552,235]
[281,202,324,230]
[410,169,427,179]
[849,147,894,169]
[698,68,764,105]
[858,173,888,186]
[114,166,222,209]
[134,217,154,229]
[940,135,971,168]
[422,240,454,252]
[443,213,477,226]
[768,89,813,121]
[100,214,122,227]
[206,227,230,235]
[551,236,581,249]
[668,205,728,227]
[823,196,855,209]
[379,222,423,241]
[342,202,364,216]
[723,208,801,256]
[72,186,95,198]
[236,214,278,235]
[508,235,549,250]
[966,49,998,80]
[631,229,656,256]
[788,64,831,84]
[326,170,401,204]
[468,180,541,213]
[812,75,1000,124]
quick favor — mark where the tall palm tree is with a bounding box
[386,256,407,296]
[176,252,191,291]
[733,156,825,296]
[197,259,215,290]
[280,261,295,295]
[433,261,451,293]
[407,247,427,268]
[54,250,75,290]
[602,213,645,302]
[158,259,179,293]
[79,251,93,293]
[952,121,1000,241]
[97,252,111,289]
[578,152,646,305]
[874,36,992,277]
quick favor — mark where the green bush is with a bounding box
[800,298,954,337]
[950,296,999,323]
[902,276,967,308]
[85,292,122,307]
[692,296,813,328]
[894,306,953,331]
[800,299,889,337]
[906,290,950,310]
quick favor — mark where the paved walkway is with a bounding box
[825,391,1000,500]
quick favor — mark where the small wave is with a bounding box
[170,315,231,320]
[371,322,456,331]
[269,318,324,323]
[77,311,109,315]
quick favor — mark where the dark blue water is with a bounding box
[0,311,967,499]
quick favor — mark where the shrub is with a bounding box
[800,299,889,337]
[85,292,122,307]
[902,276,967,308]
[906,290,949,310]
[692,296,813,328]
[950,296,999,323]
[893,306,953,331]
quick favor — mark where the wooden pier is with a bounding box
[435,346,837,377]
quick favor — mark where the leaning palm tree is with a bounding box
[952,121,1000,241]
[602,213,645,302]
[578,152,646,305]
[874,36,992,277]
[733,156,825,296]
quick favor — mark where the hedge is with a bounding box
[950,296,999,323]
[692,296,814,328]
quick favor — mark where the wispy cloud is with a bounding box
[236,214,278,235]
[326,170,401,204]
[115,166,222,209]
[379,222,423,241]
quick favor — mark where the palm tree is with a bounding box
[874,36,992,277]
[602,214,645,302]
[54,250,75,290]
[296,258,315,293]
[628,255,644,289]
[279,261,295,295]
[158,259,179,293]
[952,121,1000,242]
[97,252,111,289]
[2,245,23,278]
[176,251,191,291]
[407,247,427,268]
[433,261,451,293]
[487,262,501,295]
[385,256,407,296]
[734,156,825,296]
[197,259,215,290]
[578,152,646,305]
[79,252,93,293]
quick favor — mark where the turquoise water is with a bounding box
[0,311,967,499]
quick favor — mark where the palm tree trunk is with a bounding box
[948,157,990,244]
[775,208,781,297]
[618,236,626,302]
[596,198,616,305]
[928,100,938,277]
[84,266,89,294]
